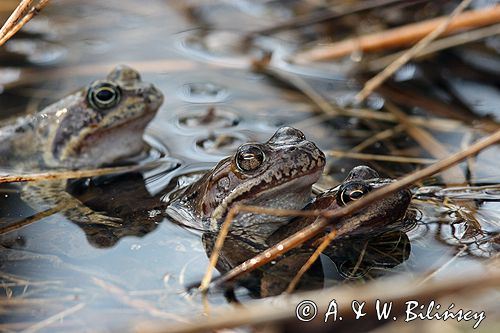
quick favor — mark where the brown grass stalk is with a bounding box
[0,0,50,46]
[0,161,161,184]
[292,0,497,64]
[354,0,473,103]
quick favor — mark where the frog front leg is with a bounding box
[21,180,122,227]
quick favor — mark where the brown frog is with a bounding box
[269,165,413,244]
[0,65,164,227]
[166,127,326,241]
[203,166,413,297]
[0,65,163,170]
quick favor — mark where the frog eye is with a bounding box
[235,145,265,172]
[336,181,371,206]
[87,81,121,110]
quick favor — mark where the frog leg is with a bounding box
[20,180,122,227]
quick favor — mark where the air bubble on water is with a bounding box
[130,244,141,251]
[148,210,162,218]
[366,94,385,110]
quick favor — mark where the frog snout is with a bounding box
[144,84,164,110]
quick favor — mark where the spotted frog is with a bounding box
[0,65,164,227]
[166,127,326,241]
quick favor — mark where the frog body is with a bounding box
[0,65,164,228]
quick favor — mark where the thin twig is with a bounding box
[0,0,33,42]
[351,124,405,152]
[21,302,85,333]
[384,101,466,184]
[285,226,334,293]
[0,0,50,46]
[199,208,238,291]
[326,150,437,164]
[91,277,187,322]
[0,204,65,235]
[355,0,473,103]
[417,245,467,286]
[366,22,500,71]
[0,161,161,184]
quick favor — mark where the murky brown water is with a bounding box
[0,0,499,331]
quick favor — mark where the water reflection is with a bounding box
[202,229,411,298]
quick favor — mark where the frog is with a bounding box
[166,126,326,242]
[269,165,413,245]
[202,165,413,298]
[0,65,164,228]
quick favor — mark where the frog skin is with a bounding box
[0,65,164,227]
[166,127,326,242]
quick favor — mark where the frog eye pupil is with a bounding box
[349,190,364,200]
[96,88,114,102]
[88,82,121,110]
[236,145,265,172]
[337,182,370,206]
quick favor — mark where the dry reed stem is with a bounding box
[0,0,50,46]
[198,206,323,292]
[0,161,161,184]
[21,302,85,333]
[326,150,437,164]
[0,204,65,235]
[199,208,239,291]
[367,22,500,71]
[285,226,335,293]
[351,124,405,152]
[292,0,497,64]
[384,102,466,184]
[355,0,473,103]
[91,277,187,322]
[212,129,500,286]
[417,245,467,286]
[0,0,33,42]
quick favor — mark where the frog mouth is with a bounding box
[53,111,157,168]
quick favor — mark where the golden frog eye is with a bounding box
[87,81,121,110]
[336,181,371,206]
[235,145,265,172]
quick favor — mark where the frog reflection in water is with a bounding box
[167,126,326,242]
[0,65,164,232]
[202,165,413,297]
